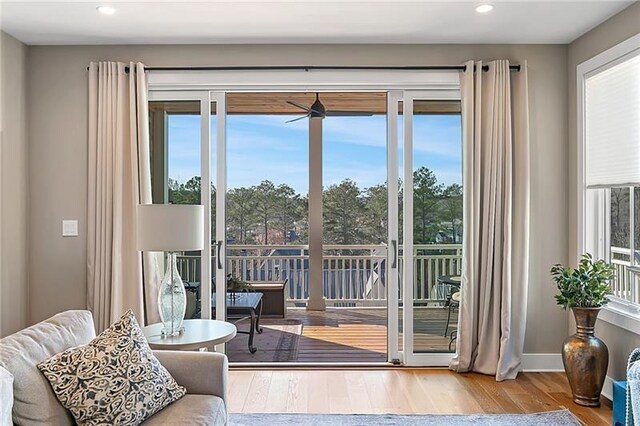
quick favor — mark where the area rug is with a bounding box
[227,318,302,362]
[230,410,580,425]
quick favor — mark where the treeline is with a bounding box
[168,166,462,245]
[610,187,640,250]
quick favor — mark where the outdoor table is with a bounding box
[212,292,264,354]
[437,275,461,306]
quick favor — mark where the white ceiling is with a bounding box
[0,0,635,46]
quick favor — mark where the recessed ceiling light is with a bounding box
[97,6,116,15]
[475,4,494,13]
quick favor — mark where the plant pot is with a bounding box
[561,307,609,407]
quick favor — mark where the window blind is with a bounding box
[585,53,640,188]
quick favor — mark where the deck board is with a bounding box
[227,307,457,363]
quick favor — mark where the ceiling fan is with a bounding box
[285,93,373,123]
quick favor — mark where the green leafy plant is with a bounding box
[550,253,615,309]
[226,274,250,292]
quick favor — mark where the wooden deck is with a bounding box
[227,307,457,363]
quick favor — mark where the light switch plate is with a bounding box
[62,220,78,237]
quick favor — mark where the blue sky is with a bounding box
[168,113,461,194]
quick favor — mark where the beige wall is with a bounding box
[27,43,569,353]
[0,31,29,337]
[567,3,640,380]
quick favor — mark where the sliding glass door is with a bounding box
[149,91,227,333]
[387,90,462,366]
[148,83,461,365]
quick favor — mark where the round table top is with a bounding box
[437,275,462,286]
[143,319,237,350]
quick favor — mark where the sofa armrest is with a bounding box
[153,350,228,403]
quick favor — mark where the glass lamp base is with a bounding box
[160,325,185,337]
[158,252,187,337]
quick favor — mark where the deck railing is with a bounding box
[176,243,462,306]
[610,246,639,304]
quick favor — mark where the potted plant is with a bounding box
[550,253,615,407]
[226,274,250,300]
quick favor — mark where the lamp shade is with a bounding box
[136,204,204,251]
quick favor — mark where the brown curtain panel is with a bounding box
[449,60,530,380]
[87,62,160,332]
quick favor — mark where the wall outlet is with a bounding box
[62,220,78,237]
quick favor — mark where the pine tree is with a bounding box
[323,179,366,244]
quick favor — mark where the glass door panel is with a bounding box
[149,92,225,341]
[411,99,462,354]
[401,91,462,365]
[386,92,401,363]
[398,100,405,357]
[211,94,227,328]
[210,100,218,306]
[149,98,204,320]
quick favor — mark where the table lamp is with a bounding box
[137,204,204,336]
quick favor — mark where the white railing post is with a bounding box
[176,243,462,306]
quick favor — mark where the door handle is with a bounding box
[391,239,397,269]
[217,240,223,270]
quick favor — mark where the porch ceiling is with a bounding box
[149,92,461,115]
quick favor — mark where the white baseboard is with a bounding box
[521,353,564,372]
[602,375,615,401]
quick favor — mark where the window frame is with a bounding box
[577,33,640,332]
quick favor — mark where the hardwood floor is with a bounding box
[226,308,612,424]
[228,369,612,425]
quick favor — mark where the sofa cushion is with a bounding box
[142,395,227,426]
[0,310,95,425]
[38,310,186,426]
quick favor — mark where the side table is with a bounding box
[143,319,237,351]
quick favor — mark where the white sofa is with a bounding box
[0,310,228,425]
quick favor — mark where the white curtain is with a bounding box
[449,60,530,381]
[87,62,160,332]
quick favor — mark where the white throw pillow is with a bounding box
[37,310,186,426]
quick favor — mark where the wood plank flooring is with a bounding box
[239,307,455,363]
[289,308,388,362]
[228,369,612,425]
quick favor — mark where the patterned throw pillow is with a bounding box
[37,310,186,426]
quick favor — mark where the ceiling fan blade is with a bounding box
[286,100,312,112]
[286,115,309,123]
[286,100,324,115]
[325,111,374,117]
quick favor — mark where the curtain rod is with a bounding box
[88,64,521,72]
